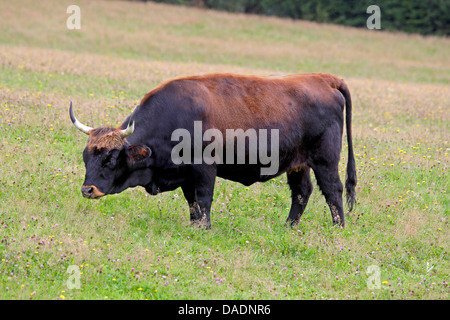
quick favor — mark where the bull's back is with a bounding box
[142,73,343,132]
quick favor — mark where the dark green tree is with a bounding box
[131,0,449,35]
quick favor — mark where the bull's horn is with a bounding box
[119,105,139,138]
[69,101,93,135]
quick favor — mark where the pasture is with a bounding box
[0,0,448,300]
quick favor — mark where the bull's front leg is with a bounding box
[191,165,217,230]
[181,182,202,223]
[196,196,212,229]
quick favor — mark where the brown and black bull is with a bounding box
[70,73,357,229]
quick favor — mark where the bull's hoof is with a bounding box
[284,218,300,228]
[190,219,211,230]
[332,220,345,229]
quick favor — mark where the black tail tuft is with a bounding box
[345,159,357,211]
[338,80,357,212]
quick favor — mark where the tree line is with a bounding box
[132,0,449,36]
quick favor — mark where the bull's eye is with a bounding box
[101,156,113,168]
[101,158,110,168]
[101,150,118,168]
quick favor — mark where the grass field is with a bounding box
[0,0,448,300]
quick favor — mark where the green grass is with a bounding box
[0,0,449,300]
[0,0,449,84]
[0,65,146,103]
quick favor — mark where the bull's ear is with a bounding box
[126,145,152,165]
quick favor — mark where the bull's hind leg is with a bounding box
[310,123,346,227]
[312,163,345,227]
[285,167,313,226]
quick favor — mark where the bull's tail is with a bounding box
[338,80,357,211]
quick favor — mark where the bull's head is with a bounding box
[70,102,152,199]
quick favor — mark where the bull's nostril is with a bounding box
[81,185,105,199]
[81,186,94,197]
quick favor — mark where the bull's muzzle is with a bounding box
[81,185,105,199]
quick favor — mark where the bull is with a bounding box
[70,73,356,229]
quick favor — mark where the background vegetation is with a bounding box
[0,0,448,300]
[142,0,450,35]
